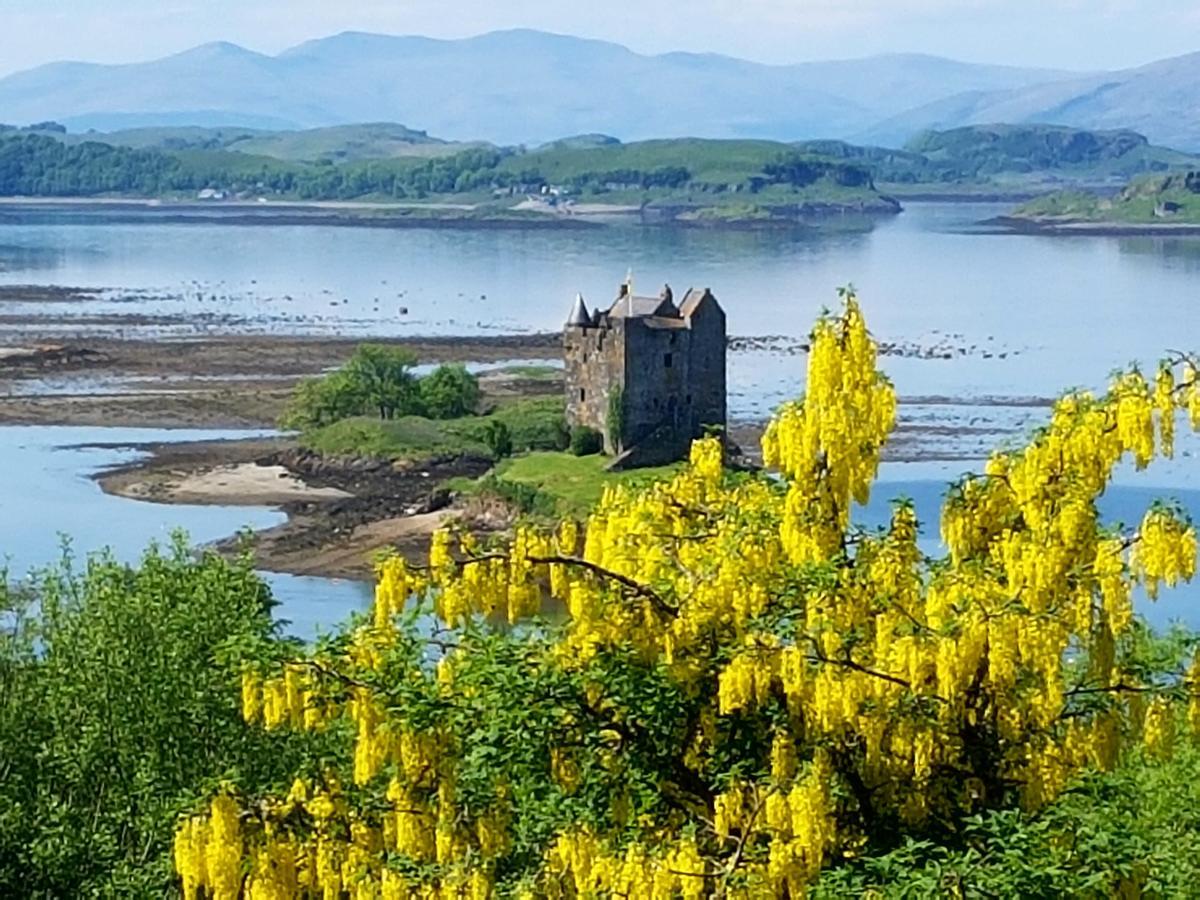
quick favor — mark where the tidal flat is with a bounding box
[2,199,1198,630]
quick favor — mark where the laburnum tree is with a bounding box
[176,294,1200,898]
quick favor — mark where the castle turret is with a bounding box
[566,293,590,327]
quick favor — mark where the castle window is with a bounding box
[580,388,586,402]
[663,352,673,369]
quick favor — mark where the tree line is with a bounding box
[0,133,878,200]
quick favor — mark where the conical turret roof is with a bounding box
[566,292,590,327]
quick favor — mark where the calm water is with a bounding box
[1,203,1199,627]
[0,426,373,641]
[2,202,1198,405]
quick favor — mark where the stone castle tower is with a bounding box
[563,277,726,468]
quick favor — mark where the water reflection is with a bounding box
[1117,235,1200,273]
[0,242,65,273]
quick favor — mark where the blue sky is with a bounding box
[2,0,1197,75]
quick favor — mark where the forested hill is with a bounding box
[1,124,1197,204]
[0,133,892,207]
[903,125,1200,180]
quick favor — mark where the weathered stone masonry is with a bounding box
[564,278,726,468]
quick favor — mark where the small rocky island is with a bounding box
[998,170,1200,233]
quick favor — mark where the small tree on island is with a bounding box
[420,363,482,419]
[342,345,422,420]
[180,294,1200,897]
[280,346,481,430]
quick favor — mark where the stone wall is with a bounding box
[621,322,693,449]
[684,299,727,435]
[563,321,625,452]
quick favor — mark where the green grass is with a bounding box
[498,138,795,185]
[303,393,678,518]
[489,365,562,381]
[488,452,680,517]
[302,397,567,459]
[1013,190,1104,219]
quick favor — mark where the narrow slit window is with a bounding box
[664,352,673,368]
[579,388,586,402]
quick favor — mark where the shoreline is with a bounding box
[0,299,1048,582]
[0,198,602,230]
[83,400,1035,582]
[0,330,564,428]
[988,215,1200,236]
[93,438,500,581]
[0,195,896,229]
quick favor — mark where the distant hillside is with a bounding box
[0,30,1070,145]
[902,125,1200,181]
[1013,171,1200,225]
[5,125,1198,207]
[11,31,1200,150]
[69,123,477,163]
[494,138,895,210]
[859,52,1200,152]
[535,134,621,152]
[0,132,901,223]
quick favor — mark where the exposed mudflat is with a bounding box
[3,282,1051,581]
[0,327,563,428]
[97,439,501,580]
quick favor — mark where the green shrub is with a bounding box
[490,398,569,452]
[0,538,328,897]
[471,472,558,517]
[281,344,422,429]
[606,386,625,450]
[419,364,481,419]
[280,371,364,430]
[569,425,604,456]
[483,420,513,459]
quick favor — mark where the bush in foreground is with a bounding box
[180,294,1200,897]
[0,539,329,898]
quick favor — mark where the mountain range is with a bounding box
[1,30,1198,150]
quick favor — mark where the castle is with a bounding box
[563,276,726,468]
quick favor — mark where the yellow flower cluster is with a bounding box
[176,777,499,899]
[177,296,1200,898]
[174,794,242,900]
[1143,697,1175,760]
[1132,507,1198,599]
[429,525,559,626]
[763,296,897,563]
[241,664,334,733]
[546,831,708,900]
